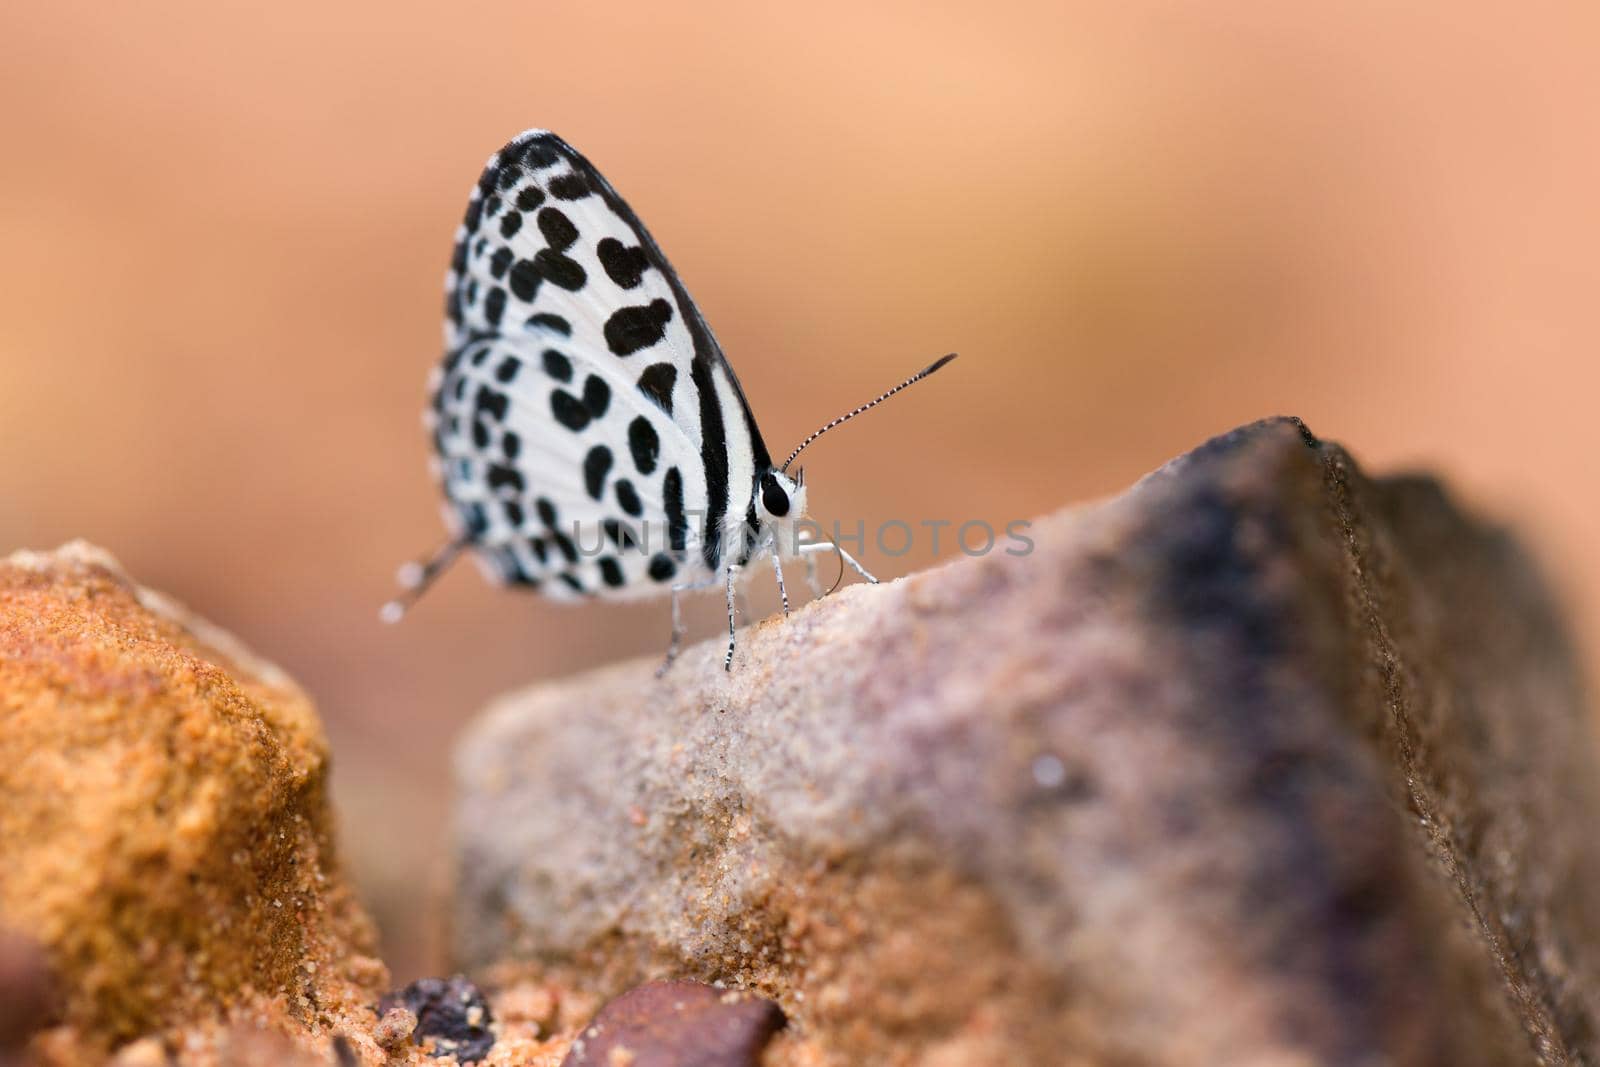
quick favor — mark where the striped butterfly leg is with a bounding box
[657,573,723,677]
[770,548,791,616]
[723,560,743,671]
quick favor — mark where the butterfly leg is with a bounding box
[771,549,791,617]
[723,560,743,671]
[802,549,824,599]
[657,574,721,677]
[834,543,879,584]
[799,540,880,584]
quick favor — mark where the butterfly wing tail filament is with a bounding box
[380,536,469,623]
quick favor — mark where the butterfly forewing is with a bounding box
[428,130,767,598]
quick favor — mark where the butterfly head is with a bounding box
[756,468,807,530]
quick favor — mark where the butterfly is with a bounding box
[384,130,956,671]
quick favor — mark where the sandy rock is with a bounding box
[452,418,1600,1065]
[0,545,386,1061]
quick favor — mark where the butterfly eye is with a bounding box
[760,473,791,517]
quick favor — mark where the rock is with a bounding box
[0,929,61,1056]
[370,1009,416,1054]
[377,977,493,1063]
[0,545,388,1061]
[558,981,784,1067]
[452,417,1600,1065]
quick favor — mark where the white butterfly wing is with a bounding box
[427,131,767,599]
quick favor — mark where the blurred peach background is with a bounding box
[2,1,1596,977]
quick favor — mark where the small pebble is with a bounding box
[1031,753,1067,789]
[109,1038,171,1067]
[378,975,495,1064]
[373,1007,417,1051]
[557,980,782,1067]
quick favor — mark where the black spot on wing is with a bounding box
[559,573,585,594]
[549,172,591,200]
[501,431,521,459]
[536,497,558,527]
[664,466,687,552]
[551,530,579,564]
[515,184,546,211]
[602,518,638,550]
[486,463,524,493]
[489,246,512,278]
[604,299,674,356]
[628,417,659,475]
[475,386,508,422]
[508,259,540,301]
[648,553,677,582]
[483,287,506,327]
[526,313,570,336]
[614,479,642,517]
[637,363,676,413]
[495,356,521,383]
[499,211,522,238]
[537,207,578,248]
[583,375,610,417]
[597,556,625,588]
[517,138,562,170]
[551,390,589,431]
[597,238,649,289]
[583,444,613,500]
[530,206,586,289]
[542,349,572,382]
[534,248,585,290]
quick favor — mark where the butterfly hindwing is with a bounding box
[428,130,769,597]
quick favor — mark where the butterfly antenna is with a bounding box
[820,531,847,597]
[780,353,957,473]
[379,536,468,623]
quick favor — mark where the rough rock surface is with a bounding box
[453,417,1600,1066]
[0,545,390,1063]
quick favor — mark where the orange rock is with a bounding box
[0,544,386,1057]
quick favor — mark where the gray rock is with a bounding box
[453,417,1600,1066]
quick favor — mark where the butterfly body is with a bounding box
[396,130,952,669]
